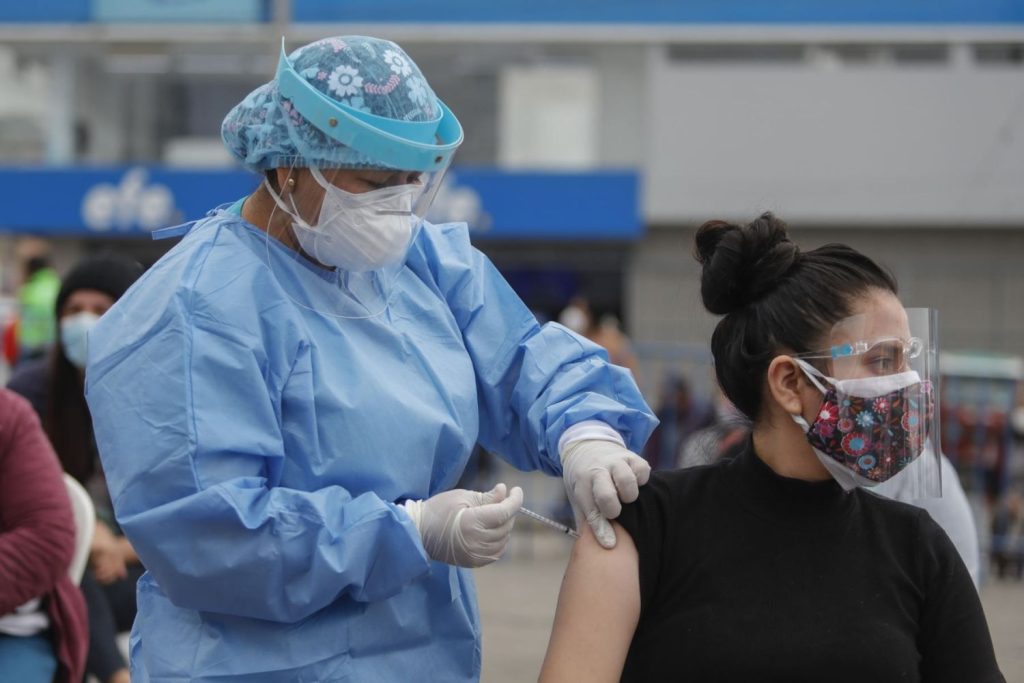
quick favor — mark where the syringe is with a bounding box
[518,507,580,538]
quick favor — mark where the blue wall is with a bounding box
[0,167,640,241]
[93,0,267,23]
[0,0,268,23]
[292,0,1024,24]
[0,1,90,22]
[3,0,1023,24]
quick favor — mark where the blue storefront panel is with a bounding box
[0,167,640,241]
[91,0,268,23]
[3,0,1021,25]
[0,1,90,22]
[0,0,267,23]
[292,0,1024,25]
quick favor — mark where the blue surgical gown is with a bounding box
[85,207,657,682]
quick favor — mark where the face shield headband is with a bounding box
[274,38,463,173]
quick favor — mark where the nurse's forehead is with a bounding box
[833,289,909,341]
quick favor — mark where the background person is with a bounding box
[0,388,88,683]
[558,299,641,380]
[642,373,716,470]
[15,254,60,364]
[991,490,1024,580]
[8,252,144,683]
[539,213,1003,683]
[84,35,657,682]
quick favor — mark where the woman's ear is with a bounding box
[766,355,808,417]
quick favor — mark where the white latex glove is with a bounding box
[561,439,650,549]
[403,483,524,568]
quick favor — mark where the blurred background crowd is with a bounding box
[0,1,1022,681]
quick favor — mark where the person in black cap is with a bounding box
[8,252,143,683]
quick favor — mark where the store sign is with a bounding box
[81,168,178,232]
[0,167,254,237]
[0,166,640,240]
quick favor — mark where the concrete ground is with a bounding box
[475,532,1024,683]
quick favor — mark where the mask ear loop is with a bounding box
[262,174,288,269]
[792,357,833,395]
[308,165,334,191]
[789,357,834,434]
[262,175,320,233]
[262,168,306,225]
[264,178,293,216]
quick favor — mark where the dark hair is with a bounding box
[46,253,143,483]
[694,212,897,421]
[55,253,143,318]
[46,343,93,482]
[265,169,280,193]
[25,256,50,276]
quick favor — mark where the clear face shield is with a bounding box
[792,306,942,497]
[262,39,462,319]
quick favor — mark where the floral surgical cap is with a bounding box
[222,36,440,172]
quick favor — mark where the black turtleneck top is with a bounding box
[615,440,1003,683]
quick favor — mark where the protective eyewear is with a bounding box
[792,336,924,374]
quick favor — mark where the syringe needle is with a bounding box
[518,506,580,538]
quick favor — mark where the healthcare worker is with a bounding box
[85,36,657,682]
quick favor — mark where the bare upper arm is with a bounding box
[538,521,641,683]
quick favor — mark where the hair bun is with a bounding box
[694,212,799,315]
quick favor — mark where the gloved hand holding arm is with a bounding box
[559,421,651,549]
[412,224,658,550]
[403,483,523,568]
[415,225,658,476]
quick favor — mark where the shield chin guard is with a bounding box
[260,38,464,319]
[798,307,943,498]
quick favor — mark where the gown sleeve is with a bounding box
[416,223,658,475]
[85,252,430,624]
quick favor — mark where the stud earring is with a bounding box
[286,177,296,188]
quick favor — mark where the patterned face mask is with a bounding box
[792,359,935,488]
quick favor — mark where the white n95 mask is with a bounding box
[268,166,419,272]
[60,311,100,369]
